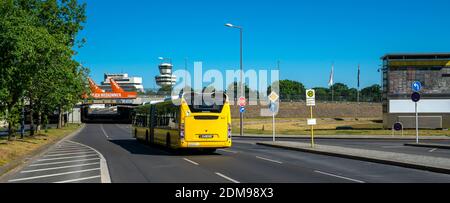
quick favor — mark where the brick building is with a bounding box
[381,53,450,129]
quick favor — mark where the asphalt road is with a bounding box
[56,124,450,183]
[235,137,450,159]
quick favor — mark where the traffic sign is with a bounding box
[394,122,403,131]
[306,89,316,106]
[240,107,245,113]
[307,119,317,126]
[269,102,278,113]
[412,81,422,92]
[239,97,247,107]
[411,92,421,103]
[268,92,279,103]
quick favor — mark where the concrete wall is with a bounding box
[67,108,82,124]
[231,102,382,119]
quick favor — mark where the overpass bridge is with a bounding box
[80,78,165,123]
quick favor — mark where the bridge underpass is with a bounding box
[81,104,135,124]
[79,97,163,124]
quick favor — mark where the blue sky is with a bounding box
[76,0,450,89]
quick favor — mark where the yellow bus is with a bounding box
[132,93,232,153]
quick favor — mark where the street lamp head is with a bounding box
[225,23,234,27]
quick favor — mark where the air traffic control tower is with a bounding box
[381,53,450,129]
[155,63,177,88]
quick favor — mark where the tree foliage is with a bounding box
[0,0,88,138]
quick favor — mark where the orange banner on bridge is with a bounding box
[84,78,138,99]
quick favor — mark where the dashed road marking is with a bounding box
[8,168,100,182]
[100,124,110,139]
[256,156,283,164]
[45,151,95,157]
[314,170,365,183]
[381,146,405,149]
[67,141,111,183]
[37,154,98,162]
[21,162,99,173]
[429,148,438,153]
[29,158,100,167]
[215,172,240,183]
[183,158,199,166]
[54,175,101,183]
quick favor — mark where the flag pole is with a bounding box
[356,64,360,119]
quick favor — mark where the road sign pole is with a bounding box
[416,102,419,144]
[273,110,276,142]
[310,106,315,148]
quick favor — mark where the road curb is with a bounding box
[0,124,86,183]
[405,143,450,150]
[257,142,450,175]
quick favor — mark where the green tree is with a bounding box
[279,80,305,101]
[0,11,56,138]
[361,84,382,102]
[313,87,330,101]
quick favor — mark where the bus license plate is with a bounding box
[200,135,214,139]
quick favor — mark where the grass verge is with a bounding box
[232,117,450,136]
[0,124,82,167]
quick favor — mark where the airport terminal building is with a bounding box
[381,53,450,129]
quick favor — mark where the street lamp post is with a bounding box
[225,23,244,137]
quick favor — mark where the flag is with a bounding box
[328,64,334,87]
[357,64,361,89]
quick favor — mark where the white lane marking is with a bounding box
[54,175,101,183]
[256,156,283,164]
[66,141,111,183]
[315,170,365,183]
[429,148,438,153]
[45,151,95,157]
[183,158,199,166]
[100,124,110,139]
[215,172,240,183]
[381,146,405,149]
[8,168,100,183]
[55,146,88,150]
[21,163,99,173]
[218,149,239,154]
[47,149,91,155]
[30,158,100,167]
[37,154,99,162]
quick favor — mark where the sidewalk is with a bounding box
[235,134,450,140]
[257,141,450,174]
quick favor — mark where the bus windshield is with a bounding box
[184,93,227,113]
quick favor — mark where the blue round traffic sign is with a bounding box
[240,107,245,113]
[411,92,421,103]
[412,81,422,92]
[394,122,403,131]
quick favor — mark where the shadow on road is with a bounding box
[109,139,221,157]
